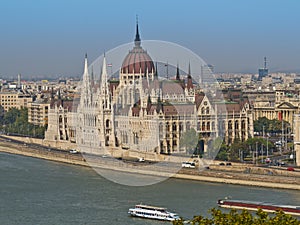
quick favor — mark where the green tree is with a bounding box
[215,141,229,161]
[173,208,300,225]
[180,128,198,154]
[1,107,46,138]
[254,117,290,135]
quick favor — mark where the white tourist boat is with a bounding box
[128,204,180,221]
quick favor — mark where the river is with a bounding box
[0,152,299,225]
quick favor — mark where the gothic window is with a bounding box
[133,132,139,144]
[179,122,184,133]
[159,123,164,139]
[206,107,210,114]
[201,107,205,114]
[172,122,177,131]
[228,120,232,130]
[235,120,239,130]
[241,120,246,130]
[202,122,206,131]
[106,119,110,129]
[207,122,210,131]
[166,122,170,132]
[173,140,177,147]
[212,121,215,131]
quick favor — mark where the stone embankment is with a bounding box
[0,135,299,190]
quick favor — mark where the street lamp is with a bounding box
[266,136,269,158]
[256,142,258,166]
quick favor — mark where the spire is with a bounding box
[84,53,88,76]
[101,54,111,110]
[101,55,108,91]
[58,88,61,100]
[154,62,158,78]
[188,61,191,79]
[91,66,94,87]
[176,63,180,80]
[134,15,141,47]
[83,53,91,91]
[143,61,147,77]
[187,62,193,89]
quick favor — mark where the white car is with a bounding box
[182,162,196,168]
[69,149,78,154]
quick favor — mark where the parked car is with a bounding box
[69,149,78,154]
[182,162,196,168]
[265,158,272,163]
[287,167,295,171]
[138,157,145,162]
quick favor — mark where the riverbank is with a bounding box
[0,137,299,190]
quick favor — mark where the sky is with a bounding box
[0,0,300,79]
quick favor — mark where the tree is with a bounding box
[173,208,300,225]
[228,138,248,161]
[180,128,198,154]
[1,107,46,138]
[215,139,229,161]
[254,117,290,136]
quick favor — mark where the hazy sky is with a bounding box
[0,0,300,79]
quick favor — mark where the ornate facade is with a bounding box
[45,23,254,155]
[253,90,300,128]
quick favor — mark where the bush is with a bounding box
[173,208,300,225]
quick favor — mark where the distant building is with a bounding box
[27,99,50,126]
[258,57,268,81]
[0,91,32,111]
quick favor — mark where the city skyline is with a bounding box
[0,0,300,79]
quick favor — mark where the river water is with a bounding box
[0,152,299,225]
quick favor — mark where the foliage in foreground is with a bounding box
[0,107,46,138]
[173,208,300,225]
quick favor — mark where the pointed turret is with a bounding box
[176,63,180,80]
[134,16,141,47]
[101,55,111,110]
[188,62,191,79]
[81,53,92,106]
[187,62,193,89]
[91,66,94,87]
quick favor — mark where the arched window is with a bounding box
[241,120,246,129]
[201,107,205,114]
[206,107,210,114]
[207,122,210,131]
[228,120,232,130]
[172,122,177,131]
[202,122,205,131]
[166,122,170,132]
[179,122,184,133]
[235,120,239,130]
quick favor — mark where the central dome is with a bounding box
[121,23,155,74]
